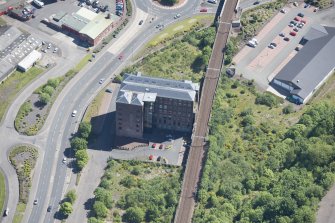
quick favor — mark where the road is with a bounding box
[0,0,253,222]
[173,0,238,222]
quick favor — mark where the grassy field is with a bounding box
[146,14,214,47]
[12,202,26,223]
[0,171,5,216]
[0,67,44,123]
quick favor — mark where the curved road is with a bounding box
[0,0,204,223]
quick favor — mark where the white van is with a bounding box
[33,0,44,8]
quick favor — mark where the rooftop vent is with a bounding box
[145,88,150,92]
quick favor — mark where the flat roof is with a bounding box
[61,13,90,32]
[79,13,114,39]
[76,7,97,21]
[18,50,41,70]
[0,26,22,51]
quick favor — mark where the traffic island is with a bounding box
[8,144,38,223]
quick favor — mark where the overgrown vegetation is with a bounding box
[88,160,181,222]
[241,1,286,40]
[122,25,216,82]
[0,67,44,123]
[125,0,132,16]
[194,76,335,223]
[14,54,91,135]
[9,145,38,216]
[13,202,26,223]
[59,189,77,218]
[305,0,333,9]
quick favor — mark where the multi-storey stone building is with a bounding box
[115,73,199,139]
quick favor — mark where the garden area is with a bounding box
[14,54,92,136]
[0,67,44,123]
[193,76,335,223]
[88,159,181,223]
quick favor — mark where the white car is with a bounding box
[71,110,77,117]
[53,48,58,53]
[4,208,9,216]
[62,157,67,163]
[99,78,104,84]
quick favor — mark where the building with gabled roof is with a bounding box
[271,25,335,104]
[116,73,199,138]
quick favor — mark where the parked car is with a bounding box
[290,20,297,25]
[289,23,294,27]
[279,32,285,37]
[200,8,207,12]
[47,206,52,212]
[53,48,58,53]
[297,23,304,28]
[99,78,104,84]
[106,88,113,93]
[294,17,300,22]
[280,9,286,13]
[72,110,77,117]
[290,31,297,36]
[295,46,300,51]
[62,157,67,163]
[268,44,274,49]
[301,19,307,24]
[293,27,299,32]
[4,208,9,216]
[284,37,290,41]
[270,42,277,47]
[159,144,164,149]
[34,199,38,205]
[298,12,305,17]
[151,143,156,148]
[139,20,143,25]
[253,1,260,5]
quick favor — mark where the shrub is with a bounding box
[283,104,294,114]
[39,93,51,105]
[47,78,60,88]
[255,93,279,108]
[123,207,145,223]
[43,85,55,96]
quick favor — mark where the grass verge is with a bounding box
[0,171,5,216]
[83,89,106,123]
[146,14,214,47]
[0,67,44,122]
[12,202,26,223]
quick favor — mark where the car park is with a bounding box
[72,110,77,117]
[290,31,297,36]
[284,37,290,41]
[34,199,38,205]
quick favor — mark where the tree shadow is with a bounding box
[191,56,205,73]
[33,100,46,109]
[53,210,68,221]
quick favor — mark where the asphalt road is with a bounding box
[23,0,204,222]
[173,0,238,222]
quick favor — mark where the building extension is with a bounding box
[17,50,41,72]
[271,25,335,104]
[116,73,199,139]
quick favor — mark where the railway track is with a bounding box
[173,0,239,222]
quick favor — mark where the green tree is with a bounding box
[93,201,108,218]
[75,149,89,170]
[70,137,88,151]
[78,122,92,139]
[124,207,145,223]
[39,92,51,105]
[47,78,60,88]
[43,85,55,96]
[94,187,113,208]
[65,189,77,204]
[60,202,73,216]
[283,104,294,114]
[88,217,104,223]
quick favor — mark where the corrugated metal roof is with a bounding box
[18,50,41,70]
[61,13,89,32]
[273,25,335,100]
[76,7,97,21]
[79,13,115,39]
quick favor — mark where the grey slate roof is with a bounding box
[273,25,335,100]
[116,73,199,105]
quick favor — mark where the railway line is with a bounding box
[173,0,239,222]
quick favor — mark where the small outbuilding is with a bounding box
[17,50,42,72]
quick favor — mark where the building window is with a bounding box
[118,127,122,130]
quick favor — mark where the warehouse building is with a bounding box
[48,8,119,46]
[116,73,199,139]
[17,50,42,72]
[271,25,335,104]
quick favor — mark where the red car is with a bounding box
[200,8,207,12]
[151,143,156,148]
[294,17,300,22]
[118,54,123,60]
[290,31,297,36]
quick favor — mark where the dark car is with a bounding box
[298,12,305,17]
[139,20,143,25]
[270,42,277,47]
[253,1,260,5]
[293,27,299,32]
[284,37,290,41]
[47,206,52,212]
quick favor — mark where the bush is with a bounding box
[283,104,294,114]
[255,93,279,108]
[43,85,55,96]
[70,137,88,151]
[78,122,92,139]
[124,207,145,223]
[60,202,73,216]
[47,78,60,88]
[65,189,77,204]
[39,93,51,105]
[93,201,108,218]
